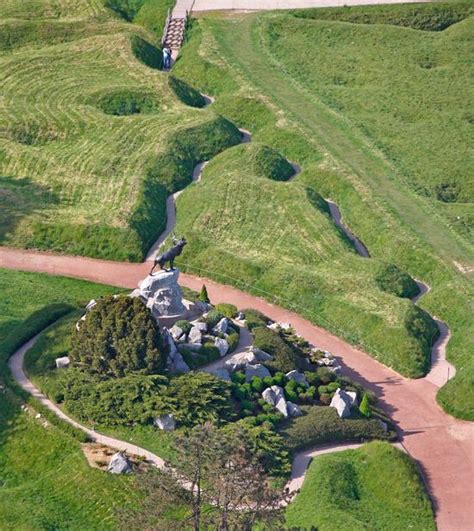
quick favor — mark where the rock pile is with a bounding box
[262,385,302,418]
[136,269,186,318]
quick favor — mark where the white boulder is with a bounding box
[287,401,303,417]
[225,350,258,371]
[166,332,190,373]
[251,347,273,362]
[107,452,132,474]
[245,363,271,382]
[86,299,97,311]
[170,325,184,341]
[214,337,229,357]
[55,356,70,369]
[192,321,208,333]
[213,318,229,335]
[154,414,176,432]
[285,370,309,387]
[262,385,289,417]
[188,326,202,344]
[330,388,355,419]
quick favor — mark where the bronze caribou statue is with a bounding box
[150,236,187,274]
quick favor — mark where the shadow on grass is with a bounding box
[0,176,58,244]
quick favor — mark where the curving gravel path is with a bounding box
[2,245,473,529]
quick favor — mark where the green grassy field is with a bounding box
[0,0,240,261]
[0,268,138,529]
[285,441,435,530]
[170,3,474,419]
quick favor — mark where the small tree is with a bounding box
[118,423,288,530]
[198,284,210,304]
[70,296,166,378]
[359,392,371,418]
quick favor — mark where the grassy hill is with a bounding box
[172,3,474,419]
[0,0,240,261]
[285,441,435,530]
[0,268,134,529]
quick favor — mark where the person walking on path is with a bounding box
[163,46,172,70]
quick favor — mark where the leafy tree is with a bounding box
[118,423,288,530]
[198,284,210,304]
[70,296,166,378]
[359,393,371,418]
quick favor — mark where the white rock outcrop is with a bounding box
[213,318,229,335]
[214,337,229,357]
[330,388,356,419]
[262,385,289,417]
[165,331,190,373]
[285,370,309,387]
[138,270,186,318]
[188,326,202,344]
[245,363,271,382]
[154,414,176,431]
[55,356,70,369]
[107,452,132,474]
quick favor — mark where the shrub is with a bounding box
[273,372,286,387]
[223,419,291,477]
[167,372,234,427]
[315,367,337,385]
[251,376,265,393]
[327,382,340,393]
[226,330,240,353]
[215,303,238,319]
[279,406,392,452]
[231,371,246,385]
[375,263,420,299]
[70,296,167,378]
[199,284,210,304]
[300,386,317,403]
[241,308,269,331]
[319,393,331,405]
[205,310,225,329]
[62,372,170,426]
[284,379,300,402]
[359,393,371,418]
[198,342,220,363]
[252,326,307,374]
[175,320,193,335]
[404,305,440,376]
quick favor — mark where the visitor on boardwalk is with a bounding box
[163,47,172,70]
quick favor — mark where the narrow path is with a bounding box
[2,246,473,529]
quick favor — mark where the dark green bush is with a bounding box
[231,371,246,385]
[252,326,307,374]
[359,393,371,418]
[205,310,225,329]
[198,342,220,362]
[174,319,193,335]
[251,376,264,393]
[166,372,234,427]
[279,406,393,452]
[226,330,240,354]
[199,284,210,304]
[59,371,170,426]
[70,296,167,378]
[241,308,269,331]
[223,419,290,477]
[215,303,238,319]
[375,263,420,299]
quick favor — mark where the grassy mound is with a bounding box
[93,88,161,115]
[375,263,420,299]
[285,441,435,530]
[175,141,437,378]
[171,8,474,418]
[168,76,207,108]
[0,3,240,261]
[265,8,474,234]
[291,1,473,32]
[245,143,295,181]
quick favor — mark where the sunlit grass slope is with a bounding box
[172,5,474,418]
[0,0,240,260]
[0,268,134,529]
[285,441,435,530]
